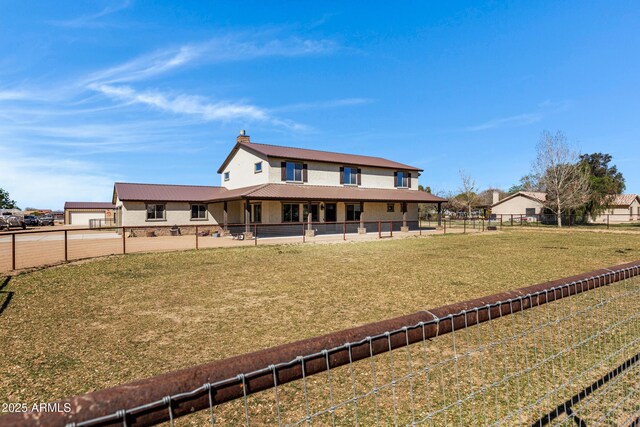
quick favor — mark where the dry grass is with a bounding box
[1,229,640,412]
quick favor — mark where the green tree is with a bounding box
[579,153,625,218]
[418,185,432,193]
[507,174,541,194]
[0,188,18,209]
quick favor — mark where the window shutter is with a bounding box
[408,173,412,188]
[339,167,344,184]
[357,168,362,185]
[281,162,286,181]
[303,164,308,182]
[394,171,398,187]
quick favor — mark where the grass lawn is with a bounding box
[1,229,640,411]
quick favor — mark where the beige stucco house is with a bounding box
[490,191,546,218]
[592,194,640,223]
[112,132,446,234]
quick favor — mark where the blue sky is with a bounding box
[1,1,639,209]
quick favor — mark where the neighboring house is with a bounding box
[592,194,640,223]
[64,202,116,226]
[490,191,546,218]
[112,132,446,233]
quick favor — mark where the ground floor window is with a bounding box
[191,204,207,220]
[282,203,300,222]
[251,203,262,223]
[346,204,361,221]
[146,204,165,221]
[303,204,319,222]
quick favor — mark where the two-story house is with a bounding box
[112,132,446,234]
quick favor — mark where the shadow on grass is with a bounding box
[0,276,14,316]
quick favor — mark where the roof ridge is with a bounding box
[242,141,400,162]
[115,182,225,189]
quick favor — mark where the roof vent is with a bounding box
[236,130,250,144]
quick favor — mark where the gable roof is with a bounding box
[609,194,640,206]
[217,141,423,174]
[64,202,115,210]
[491,191,546,208]
[113,182,227,202]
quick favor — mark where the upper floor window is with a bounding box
[341,167,360,185]
[224,171,230,181]
[191,204,207,220]
[281,161,307,182]
[254,162,262,173]
[146,204,165,221]
[395,171,410,188]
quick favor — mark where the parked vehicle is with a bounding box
[38,215,55,226]
[0,212,26,230]
[24,215,39,226]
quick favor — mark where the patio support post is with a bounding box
[244,200,250,233]
[223,201,228,232]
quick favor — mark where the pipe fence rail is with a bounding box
[2,261,640,426]
[0,220,441,273]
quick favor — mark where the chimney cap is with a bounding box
[239,129,246,136]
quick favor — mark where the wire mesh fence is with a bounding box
[3,262,639,426]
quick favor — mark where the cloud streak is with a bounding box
[50,0,133,28]
[467,113,543,131]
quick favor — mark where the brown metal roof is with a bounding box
[217,141,423,174]
[209,183,447,203]
[64,202,115,210]
[491,191,546,208]
[113,182,227,202]
[609,194,640,206]
[114,182,446,204]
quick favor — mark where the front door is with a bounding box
[325,203,337,222]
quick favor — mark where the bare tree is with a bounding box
[458,170,479,217]
[533,130,590,227]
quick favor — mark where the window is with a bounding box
[251,203,262,223]
[303,204,320,222]
[286,162,303,182]
[344,167,358,185]
[254,162,262,173]
[224,171,230,181]
[282,203,300,222]
[525,208,536,217]
[190,204,207,220]
[387,203,395,213]
[396,171,409,188]
[346,204,361,221]
[146,204,165,221]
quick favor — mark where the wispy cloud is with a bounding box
[84,34,338,85]
[50,0,132,28]
[467,113,543,131]
[272,98,372,113]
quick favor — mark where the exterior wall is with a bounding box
[491,197,544,216]
[64,209,114,225]
[592,199,640,223]
[119,201,223,227]
[220,148,270,189]
[265,157,418,190]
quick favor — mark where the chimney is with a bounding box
[492,190,500,205]
[236,129,250,144]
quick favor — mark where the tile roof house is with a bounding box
[112,131,446,233]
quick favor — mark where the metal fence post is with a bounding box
[607,215,610,229]
[463,218,466,234]
[11,233,16,270]
[510,214,513,226]
[500,215,503,230]
[64,230,68,261]
[302,223,305,243]
[254,223,257,246]
[444,218,447,234]
[343,221,346,241]
[482,218,485,232]
[389,221,393,238]
[122,227,126,254]
[378,221,381,238]
[195,226,199,250]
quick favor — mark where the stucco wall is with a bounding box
[120,201,223,227]
[265,157,419,190]
[220,148,270,189]
[592,199,640,222]
[491,196,544,216]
